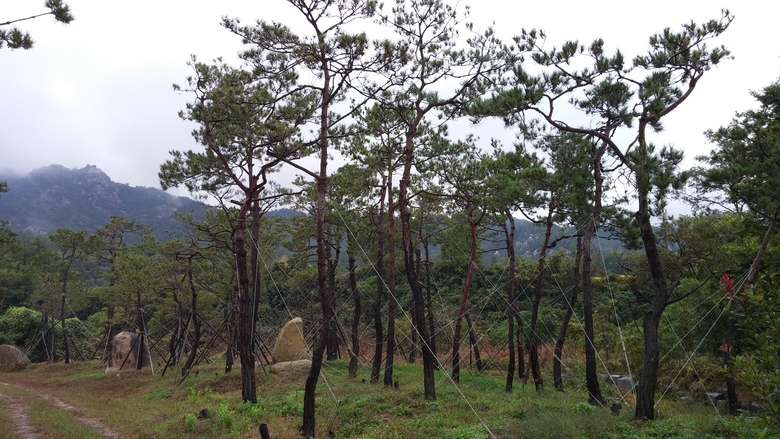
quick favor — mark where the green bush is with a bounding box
[183,412,197,431]
[733,287,780,431]
[0,306,40,347]
[216,403,235,430]
[281,390,304,416]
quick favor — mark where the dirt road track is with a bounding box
[0,382,122,439]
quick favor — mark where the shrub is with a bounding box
[183,412,197,431]
[733,286,780,431]
[0,306,40,347]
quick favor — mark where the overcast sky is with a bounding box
[2,1,779,203]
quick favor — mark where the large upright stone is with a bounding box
[272,317,311,363]
[0,345,30,372]
[106,331,151,371]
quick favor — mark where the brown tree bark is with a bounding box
[529,201,556,391]
[384,176,397,387]
[451,207,480,383]
[327,227,340,361]
[634,189,671,419]
[502,212,519,391]
[234,223,257,403]
[348,249,360,378]
[582,144,606,406]
[371,197,386,384]
[554,236,582,390]
[183,258,201,376]
[465,312,484,372]
[400,120,436,400]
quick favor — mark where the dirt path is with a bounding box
[0,392,38,438]
[0,382,122,439]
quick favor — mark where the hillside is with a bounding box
[0,164,205,240]
[0,165,624,257]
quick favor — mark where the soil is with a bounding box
[0,381,122,438]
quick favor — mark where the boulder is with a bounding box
[0,345,30,372]
[705,391,725,406]
[271,318,311,363]
[106,331,151,371]
[270,359,312,379]
[615,377,635,392]
[604,374,635,392]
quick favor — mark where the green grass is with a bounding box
[1,359,777,438]
[28,397,107,439]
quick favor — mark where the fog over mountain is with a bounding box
[0,164,205,240]
[0,165,626,259]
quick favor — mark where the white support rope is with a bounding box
[332,207,497,439]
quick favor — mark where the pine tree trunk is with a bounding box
[723,210,779,415]
[466,312,484,372]
[503,213,517,391]
[348,252,360,378]
[60,292,70,364]
[530,202,556,391]
[451,210,479,383]
[554,236,582,390]
[183,259,200,375]
[301,78,334,434]
[371,194,386,384]
[584,144,606,406]
[384,175,397,386]
[634,190,669,419]
[234,226,257,403]
[327,227,339,361]
[400,122,436,400]
[423,241,437,366]
[135,289,147,370]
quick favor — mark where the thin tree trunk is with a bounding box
[60,291,70,364]
[583,144,606,406]
[225,288,237,373]
[724,209,779,415]
[400,120,436,400]
[634,191,671,419]
[384,175,397,387]
[183,258,201,376]
[251,199,262,362]
[371,198,386,384]
[465,312,484,372]
[530,201,556,391]
[134,287,148,370]
[170,293,184,366]
[452,208,480,383]
[408,248,422,364]
[327,228,340,361]
[554,236,582,390]
[301,63,333,435]
[348,249,360,378]
[234,223,257,403]
[503,213,518,391]
[49,315,57,362]
[423,239,437,366]
[38,310,50,363]
[582,219,603,405]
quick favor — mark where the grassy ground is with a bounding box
[0,359,774,438]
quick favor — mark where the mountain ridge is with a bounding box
[0,165,624,258]
[0,164,205,239]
